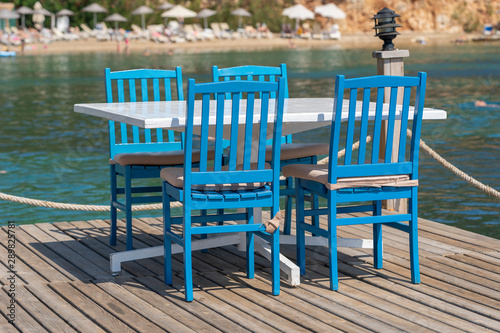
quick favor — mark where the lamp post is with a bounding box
[372,7,402,51]
[372,8,408,213]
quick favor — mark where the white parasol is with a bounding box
[161,5,197,18]
[16,6,33,28]
[82,3,108,29]
[104,13,128,30]
[314,4,346,20]
[231,8,251,29]
[282,4,314,32]
[197,9,216,29]
[131,5,153,31]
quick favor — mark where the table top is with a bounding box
[74,98,447,133]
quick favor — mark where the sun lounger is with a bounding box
[194,23,215,40]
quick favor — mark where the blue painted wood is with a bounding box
[105,67,184,250]
[294,72,427,290]
[212,64,321,235]
[162,78,285,301]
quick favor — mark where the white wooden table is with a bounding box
[75,98,447,285]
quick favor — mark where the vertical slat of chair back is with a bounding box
[184,79,285,191]
[212,64,290,144]
[329,73,426,183]
[104,68,184,159]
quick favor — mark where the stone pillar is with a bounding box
[372,49,410,213]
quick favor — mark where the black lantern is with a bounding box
[372,7,402,51]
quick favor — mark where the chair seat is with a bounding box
[282,164,418,190]
[161,164,269,191]
[266,143,329,161]
[111,149,215,166]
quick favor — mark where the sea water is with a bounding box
[1,42,499,238]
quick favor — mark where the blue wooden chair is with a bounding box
[283,73,427,290]
[105,67,186,251]
[161,78,286,301]
[212,64,329,235]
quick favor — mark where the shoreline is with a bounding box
[16,31,473,56]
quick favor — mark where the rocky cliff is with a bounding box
[301,0,500,33]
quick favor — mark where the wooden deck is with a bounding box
[1,213,500,332]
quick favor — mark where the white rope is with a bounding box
[1,131,499,210]
[317,135,373,165]
[0,191,182,211]
[408,129,500,199]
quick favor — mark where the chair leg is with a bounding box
[373,200,383,269]
[183,206,194,302]
[124,166,133,251]
[409,188,420,284]
[110,165,117,246]
[295,179,306,276]
[246,208,255,279]
[327,191,339,291]
[163,185,173,285]
[284,177,293,235]
[271,223,280,296]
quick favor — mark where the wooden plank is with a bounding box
[418,217,500,250]
[1,228,70,284]
[339,247,500,313]
[0,228,47,286]
[189,273,307,332]
[49,281,135,332]
[85,219,166,275]
[69,281,165,332]
[135,276,252,333]
[0,288,46,333]
[25,282,105,333]
[62,220,157,277]
[117,277,225,333]
[425,255,500,289]
[328,259,500,332]
[34,223,113,279]
[95,279,196,333]
[7,285,77,332]
[13,226,92,282]
[230,271,374,333]
[201,270,352,332]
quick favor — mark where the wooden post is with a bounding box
[372,49,410,213]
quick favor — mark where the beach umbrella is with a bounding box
[231,8,251,29]
[16,6,33,28]
[82,3,108,29]
[0,9,20,30]
[161,5,197,19]
[197,9,216,29]
[104,13,128,31]
[282,4,314,32]
[131,5,153,31]
[314,4,346,20]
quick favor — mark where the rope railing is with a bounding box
[1,130,499,211]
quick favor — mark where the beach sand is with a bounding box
[19,31,466,56]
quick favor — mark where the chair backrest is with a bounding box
[104,67,184,159]
[212,64,290,143]
[329,72,427,183]
[183,78,286,201]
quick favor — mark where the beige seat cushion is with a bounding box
[161,164,270,191]
[266,143,329,161]
[282,164,418,191]
[111,149,215,166]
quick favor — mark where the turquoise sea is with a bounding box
[1,41,499,239]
